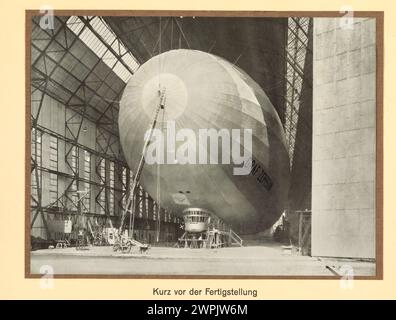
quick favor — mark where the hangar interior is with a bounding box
[30,15,376,275]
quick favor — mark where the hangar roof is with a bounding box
[31,16,136,137]
[104,16,288,121]
[31,16,288,140]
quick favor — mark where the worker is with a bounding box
[191,235,197,249]
[76,228,84,249]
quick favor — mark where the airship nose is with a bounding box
[141,72,188,121]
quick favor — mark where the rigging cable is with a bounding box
[156,16,163,242]
[156,106,165,242]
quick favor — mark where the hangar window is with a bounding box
[121,167,127,210]
[284,17,311,169]
[109,161,115,215]
[152,199,157,221]
[139,186,144,218]
[31,128,42,204]
[67,16,140,82]
[70,146,79,206]
[98,159,106,214]
[49,135,58,205]
[83,150,91,212]
[145,192,149,219]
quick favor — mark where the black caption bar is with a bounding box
[0,300,390,318]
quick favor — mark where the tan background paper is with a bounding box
[0,0,394,299]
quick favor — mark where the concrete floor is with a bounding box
[30,243,376,276]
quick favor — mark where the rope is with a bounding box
[156,96,165,242]
[170,18,173,50]
[156,16,163,242]
[158,17,162,92]
[174,18,191,49]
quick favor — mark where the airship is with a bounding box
[119,49,290,234]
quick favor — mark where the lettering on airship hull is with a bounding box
[243,157,273,191]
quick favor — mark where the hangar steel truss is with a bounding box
[30,16,178,240]
[284,17,312,169]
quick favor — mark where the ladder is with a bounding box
[228,229,243,247]
[117,89,166,236]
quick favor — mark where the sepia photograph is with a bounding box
[27,11,382,278]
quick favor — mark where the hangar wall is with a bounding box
[30,91,180,242]
[311,18,376,259]
[31,91,123,238]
